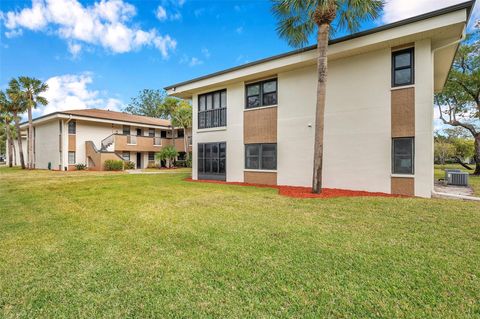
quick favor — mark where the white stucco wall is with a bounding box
[75,120,120,166]
[414,39,434,198]
[6,137,28,167]
[34,119,61,169]
[281,48,392,193]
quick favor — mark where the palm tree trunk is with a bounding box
[12,139,17,166]
[6,122,13,167]
[171,127,176,167]
[183,127,188,160]
[28,106,34,169]
[13,112,26,169]
[474,134,480,175]
[312,23,330,194]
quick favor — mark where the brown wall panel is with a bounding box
[244,171,277,185]
[68,135,76,151]
[391,177,414,196]
[391,87,415,137]
[244,107,277,144]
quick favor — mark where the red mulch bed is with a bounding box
[184,178,408,199]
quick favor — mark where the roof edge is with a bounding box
[164,0,475,91]
[21,110,173,128]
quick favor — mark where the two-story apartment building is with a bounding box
[7,109,191,170]
[165,2,474,198]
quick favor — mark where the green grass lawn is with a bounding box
[1,167,479,318]
[434,163,480,196]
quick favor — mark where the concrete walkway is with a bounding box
[126,169,188,175]
[433,181,480,201]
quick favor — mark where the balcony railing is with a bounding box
[127,135,137,145]
[198,108,226,129]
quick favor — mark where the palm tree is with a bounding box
[272,0,383,193]
[0,91,14,167]
[171,101,192,160]
[18,76,48,169]
[161,97,181,151]
[6,79,27,169]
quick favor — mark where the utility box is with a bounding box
[445,170,469,186]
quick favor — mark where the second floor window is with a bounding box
[68,121,76,134]
[198,90,227,129]
[123,125,131,135]
[148,128,155,137]
[177,129,184,138]
[392,48,414,87]
[246,79,277,109]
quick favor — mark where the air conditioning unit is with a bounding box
[445,170,469,186]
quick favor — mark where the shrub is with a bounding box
[104,160,124,171]
[155,146,178,168]
[124,161,136,170]
[75,163,87,171]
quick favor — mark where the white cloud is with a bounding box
[201,47,210,58]
[382,0,480,30]
[179,54,203,67]
[155,6,167,21]
[39,72,123,115]
[68,42,82,58]
[235,26,243,34]
[1,0,177,57]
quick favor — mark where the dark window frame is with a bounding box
[392,137,414,175]
[68,121,76,134]
[245,78,278,109]
[68,151,75,165]
[245,143,277,170]
[198,89,227,129]
[123,125,131,135]
[148,152,155,161]
[392,48,414,87]
[197,142,226,180]
[148,128,155,137]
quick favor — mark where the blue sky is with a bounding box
[0,0,478,119]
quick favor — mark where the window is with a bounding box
[392,48,414,87]
[392,138,414,174]
[123,125,131,135]
[245,144,277,170]
[246,79,277,109]
[122,152,130,161]
[198,90,227,129]
[188,136,192,145]
[198,142,226,180]
[177,129,184,138]
[68,121,76,134]
[148,152,155,161]
[160,130,167,138]
[148,128,155,137]
[68,151,75,164]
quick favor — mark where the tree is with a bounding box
[171,101,192,159]
[155,145,178,168]
[6,79,27,169]
[125,89,165,118]
[18,76,48,169]
[272,0,383,193]
[161,97,182,148]
[436,31,480,175]
[434,139,455,165]
[0,91,14,167]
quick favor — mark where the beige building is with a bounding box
[165,2,474,198]
[7,109,191,170]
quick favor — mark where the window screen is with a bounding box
[392,137,414,174]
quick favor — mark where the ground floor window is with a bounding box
[148,152,155,161]
[122,152,130,161]
[245,144,277,170]
[198,142,226,180]
[178,152,186,161]
[392,137,414,174]
[68,151,75,165]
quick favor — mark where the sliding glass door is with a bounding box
[198,142,226,181]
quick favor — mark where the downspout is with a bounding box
[431,27,466,198]
[63,115,72,171]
